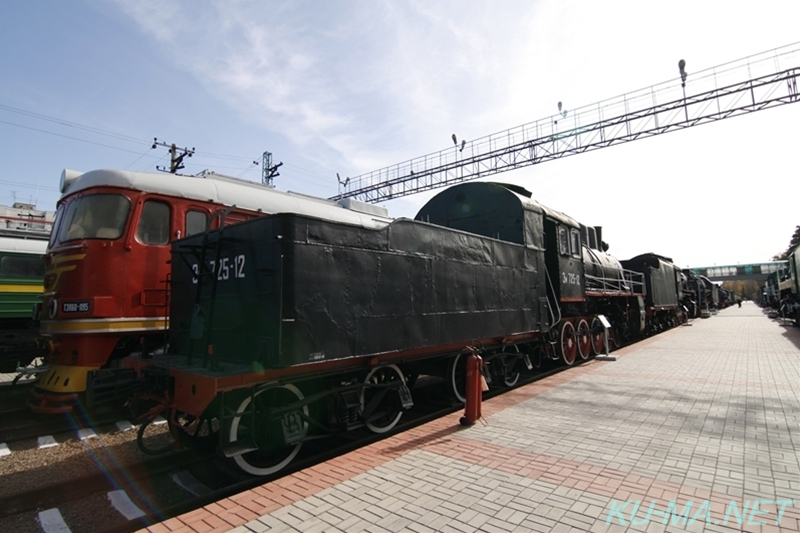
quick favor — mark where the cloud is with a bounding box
[108,1,545,174]
[110,2,364,148]
[105,0,800,266]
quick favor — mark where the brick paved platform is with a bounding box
[144,302,800,533]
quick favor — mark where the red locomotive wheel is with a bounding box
[559,321,577,366]
[590,317,605,355]
[576,319,591,360]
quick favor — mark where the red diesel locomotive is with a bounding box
[30,168,390,413]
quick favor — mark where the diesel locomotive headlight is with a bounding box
[48,298,58,319]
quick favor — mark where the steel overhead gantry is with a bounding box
[689,262,787,282]
[333,42,800,204]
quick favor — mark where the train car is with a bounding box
[717,286,736,309]
[621,253,686,332]
[0,235,47,372]
[685,274,720,317]
[700,275,720,314]
[762,270,781,309]
[125,182,651,475]
[30,168,391,413]
[682,269,708,318]
[789,248,800,299]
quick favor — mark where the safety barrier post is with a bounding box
[460,351,484,426]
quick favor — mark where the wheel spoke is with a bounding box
[590,317,605,355]
[501,345,520,386]
[229,384,308,476]
[577,319,591,360]
[560,321,577,366]
[361,365,407,434]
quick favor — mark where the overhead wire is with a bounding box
[0,178,59,192]
[124,146,157,171]
[0,103,352,193]
[0,103,144,145]
[0,102,266,175]
[0,118,152,156]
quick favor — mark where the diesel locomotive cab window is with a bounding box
[49,204,64,247]
[58,194,131,243]
[136,201,171,245]
[0,256,45,278]
[185,210,208,237]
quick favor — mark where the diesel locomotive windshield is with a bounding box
[56,194,131,243]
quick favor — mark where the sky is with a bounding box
[1,0,799,268]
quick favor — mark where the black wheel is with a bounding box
[501,345,521,386]
[532,348,542,369]
[448,353,468,403]
[360,365,406,434]
[590,317,605,355]
[610,328,621,348]
[228,384,308,476]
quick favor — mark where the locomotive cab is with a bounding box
[33,182,220,411]
[542,213,585,309]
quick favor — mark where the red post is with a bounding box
[460,352,483,426]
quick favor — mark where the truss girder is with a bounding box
[335,66,799,204]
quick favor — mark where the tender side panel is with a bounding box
[170,214,548,370]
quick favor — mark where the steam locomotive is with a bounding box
[123,181,693,475]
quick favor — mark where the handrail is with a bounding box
[585,267,645,296]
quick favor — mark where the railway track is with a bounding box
[0,357,589,533]
[0,381,34,412]
[0,369,136,445]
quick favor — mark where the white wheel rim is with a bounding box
[577,319,590,360]
[449,353,467,403]
[561,321,576,365]
[590,317,604,355]
[229,383,308,476]
[502,345,520,386]
[360,364,405,434]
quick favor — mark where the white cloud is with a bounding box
[104,0,800,265]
